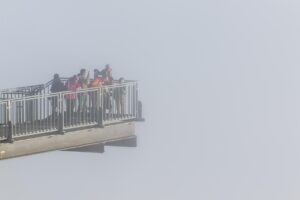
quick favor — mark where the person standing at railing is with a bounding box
[99,64,113,85]
[90,69,104,87]
[113,78,126,116]
[78,69,90,114]
[98,65,114,119]
[65,75,80,123]
[89,69,104,112]
[50,74,66,116]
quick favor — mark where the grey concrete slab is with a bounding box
[105,136,137,147]
[63,143,105,153]
[0,122,135,160]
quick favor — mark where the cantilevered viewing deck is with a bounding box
[0,79,144,160]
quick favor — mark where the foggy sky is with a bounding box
[1,0,300,199]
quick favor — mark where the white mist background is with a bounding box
[1,0,300,199]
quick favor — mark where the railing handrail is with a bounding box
[3,81,137,102]
[0,78,137,100]
[0,78,136,93]
[0,78,69,97]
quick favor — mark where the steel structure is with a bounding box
[0,80,142,142]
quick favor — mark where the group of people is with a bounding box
[50,64,126,117]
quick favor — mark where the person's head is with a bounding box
[53,74,59,80]
[119,77,124,83]
[80,68,86,76]
[105,64,112,73]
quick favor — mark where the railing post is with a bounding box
[97,107,104,128]
[135,83,144,122]
[135,82,138,118]
[7,121,13,143]
[137,101,145,122]
[6,100,13,143]
[58,93,65,134]
[97,88,104,128]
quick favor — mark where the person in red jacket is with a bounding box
[89,69,104,88]
[89,69,104,112]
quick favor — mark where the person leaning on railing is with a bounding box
[99,64,113,85]
[50,74,66,115]
[65,75,80,121]
[90,69,104,87]
[77,69,90,113]
[88,69,104,112]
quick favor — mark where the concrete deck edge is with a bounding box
[0,122,135,160]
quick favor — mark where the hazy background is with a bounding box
[0,0,300,199]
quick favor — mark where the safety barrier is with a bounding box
[0,78,69,100]
[0,101,8,140]
[0,81,139,142]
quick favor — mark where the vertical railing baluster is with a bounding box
[59,93,64,134]
[7,100,13,143]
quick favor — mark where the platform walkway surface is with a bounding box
[0,122,135,160]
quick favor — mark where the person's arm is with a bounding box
[51,81,57,93]
[85,71,90,85]
[59,81,66,91]
[122,86,126,95]
[65,82,69,90]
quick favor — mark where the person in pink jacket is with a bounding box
[65,75,80,121]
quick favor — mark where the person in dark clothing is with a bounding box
[99,64,113,85]
[50,74,66,115]
[51,74,65,93]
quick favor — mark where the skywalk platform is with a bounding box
[0,122,136,160]
[0,79,143,160]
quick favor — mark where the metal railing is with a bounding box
[0,81,139,142]
[0,78,133,100]
[102,82,138,125]
[0,78,69,100]
[0,101,9,140]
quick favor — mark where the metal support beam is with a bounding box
[105,136,137,147]
[63,143,105,153]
